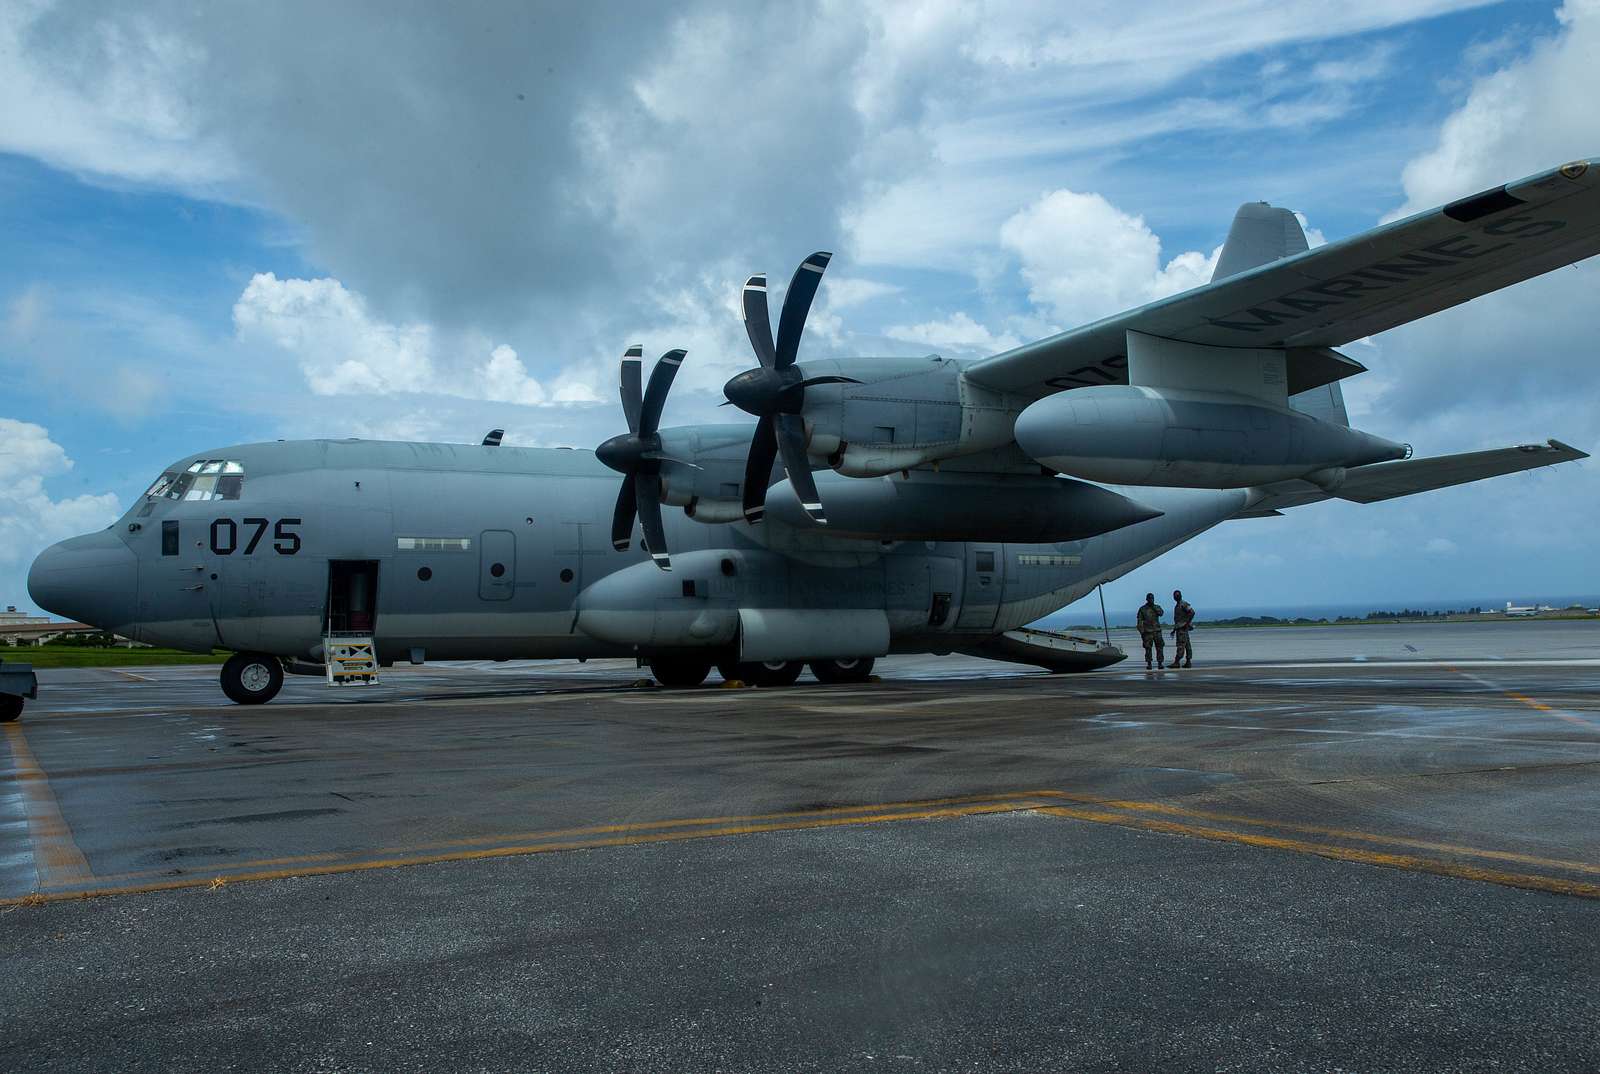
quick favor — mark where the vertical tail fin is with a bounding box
[1212,202,1308,282]
[1215,202,1348,424]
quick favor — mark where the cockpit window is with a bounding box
[146,460,246,502]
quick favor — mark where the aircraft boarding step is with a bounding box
[959,627,1126,673]
[324,633,380,687]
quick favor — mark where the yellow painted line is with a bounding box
[71,791,1059,887]
[1449,665,1600,731]
[1030,791,1600,877]
[1038,806,1600,900]
[2,723,93,888]
[1,797,1051,906]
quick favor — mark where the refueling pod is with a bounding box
[1013,385,1407,488]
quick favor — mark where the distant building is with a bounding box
[0,604,104,645]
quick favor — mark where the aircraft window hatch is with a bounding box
[975,550,996,573]
[161,520,179,556]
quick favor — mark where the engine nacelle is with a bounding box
[763,471,1161,541]
[574,549,890,661]
[1013,385,1407,488]
[798,356,1024,477]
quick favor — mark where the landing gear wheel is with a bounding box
[808,657,875,684]
[221,652,285,705]
[717,660,805,687]
[0,695,21,722]
[647,657,712,688]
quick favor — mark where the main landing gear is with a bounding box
[717,659,806,688]
[645,655,875,688]
[220,651,285,705]
[808,657,875,684]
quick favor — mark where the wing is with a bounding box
[1243,439,1588,514]
[966,159,1600,398]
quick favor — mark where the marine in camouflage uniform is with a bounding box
[1136,593,1165,670]
[1171,589,1195,669]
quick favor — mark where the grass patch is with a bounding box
[4,645,230,669]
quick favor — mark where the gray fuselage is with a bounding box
[28,437,1246,663]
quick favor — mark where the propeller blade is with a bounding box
[638,349,685,436]
[774,252,831,369]
[777,413,826,525]
[620,344,643,434]
[635,473,671,570]
[611,477,637,551]
[742,414,779,524]
[741,274,776,369]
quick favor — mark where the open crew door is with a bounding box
[325,560,380,687]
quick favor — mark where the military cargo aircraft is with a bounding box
[25,159,1597,707]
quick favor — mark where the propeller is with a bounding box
[723,251,858,525]
[596,345,687,571]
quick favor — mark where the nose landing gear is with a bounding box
[220,652,285,705]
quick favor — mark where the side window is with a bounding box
[975,550,996,573]
[161,520,179,556]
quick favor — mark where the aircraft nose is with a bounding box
[27,530,138,633]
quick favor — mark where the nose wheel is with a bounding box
[220,652,285,705]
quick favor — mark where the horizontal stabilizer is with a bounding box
[1243,439,1588,514]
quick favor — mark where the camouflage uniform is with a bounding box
[1136,600,1165,669]
[1172,599,1195,668]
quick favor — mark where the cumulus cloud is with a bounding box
[1390,0,1600,215]
[999,190,1222,329]
[232,273,601,407]
[0,418,120,612]
[884,312,1022,356]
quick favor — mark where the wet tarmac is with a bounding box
[3,620,1598,1072]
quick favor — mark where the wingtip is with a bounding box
[623,344,643,360]
[1548,438,1590,459]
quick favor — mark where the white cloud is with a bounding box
[1424,537,1460,555]
[4,285,46,340]
[0,2,234,189]
[1389,1,1600,217]
[232,273,601,407]
[999,189,1222,328]
[884,312,1022,356]
[822,277,902,311]
[0,418,120,610]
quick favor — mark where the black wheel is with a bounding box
[647,657,712,688]
[0,695,21,722]
[808,657,875,684]
[718,660,805,687]
[221,652,284,705]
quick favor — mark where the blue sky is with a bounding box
[3,0,1596,617]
